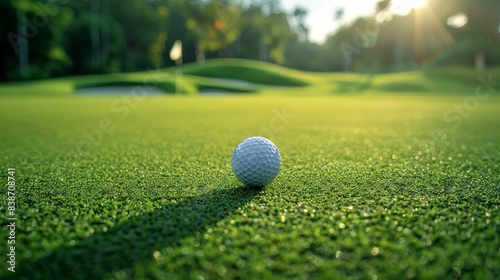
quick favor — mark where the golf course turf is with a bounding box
[0,62,499,279]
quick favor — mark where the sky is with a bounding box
[280,0,426,44]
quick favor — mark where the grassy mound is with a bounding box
[181,59,311,87]
[369,67,500,94]
[1,62,499,96]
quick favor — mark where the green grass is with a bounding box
[180,59,311,87]
[2,59,499,97]
[1,93,499,279]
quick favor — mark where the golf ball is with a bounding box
[231,136,281,187]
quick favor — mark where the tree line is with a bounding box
[1,0,499,81]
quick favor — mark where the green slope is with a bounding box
[180,58,312,87]
[1,60,499,96]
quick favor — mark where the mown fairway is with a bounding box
[1,92,499,279]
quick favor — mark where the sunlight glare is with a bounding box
[447,13,468,28]
[391,0,427,15]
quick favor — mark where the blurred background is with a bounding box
[1,0,499,81]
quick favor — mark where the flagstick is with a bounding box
[170,40,183,96]
[175,58,182,95]
[175,60,179,96]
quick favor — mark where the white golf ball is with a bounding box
[231,136,281,187]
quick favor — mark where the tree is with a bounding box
[109,0,168,70]
[264,12,294,63]
[62,0,168,73]
[428,0,500,69]
[376,0,391,13]
[64,14,125,74]
[184,0,242,62]
[382,0,500,69]
[238,2,292,63]
[0,1,20,80]
[292,6,308,42]
[334,7,345,28]
[284,38,332,72]
[0,0,72,80]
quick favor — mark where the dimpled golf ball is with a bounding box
[231,136,281,187]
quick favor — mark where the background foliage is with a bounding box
[1,0,499,81]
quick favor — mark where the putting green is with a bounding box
[1,94,499,279]
[2,60,499,97]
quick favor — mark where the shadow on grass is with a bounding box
[19,186,260,279]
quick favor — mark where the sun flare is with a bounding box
[392,0,427,15]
